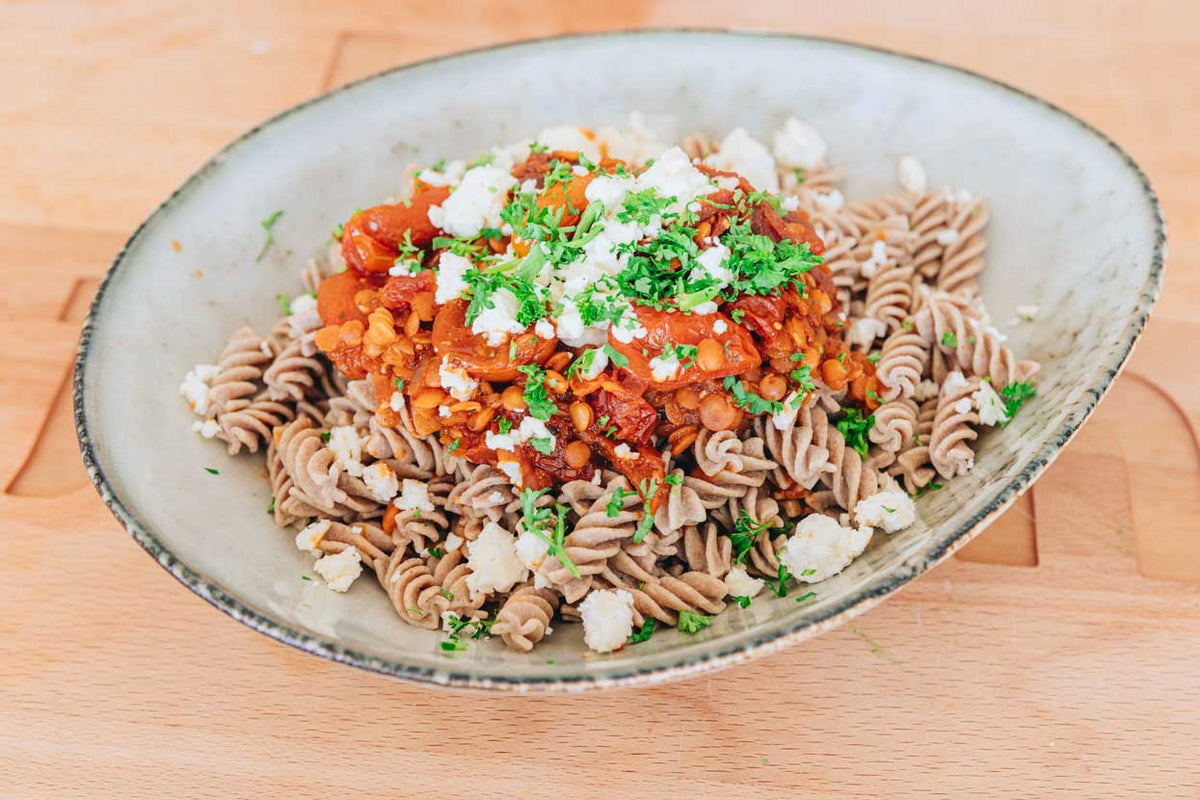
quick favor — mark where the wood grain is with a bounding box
[2,1,1197,798]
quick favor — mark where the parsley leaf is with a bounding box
[256,209,284,262]
[677,609,712,634]
[764,564,794,598]
[530,437,554,455]
[629,618,655,644]
[725,376,784,415]
[999,381,1036,424]
[516,364,558,421]
[941,331,958,347]
[835,407,874,458]
[730,510,781,565]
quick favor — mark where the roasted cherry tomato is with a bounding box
[316,269,373,326]
[588,385,657,445]
[606,305,760,390]
[379,269,436,311]
[431,299,556,381]
[750,201,825,255]
[340,186,451,275]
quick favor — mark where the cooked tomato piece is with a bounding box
[537,173,593,226]
[379,269,436,311]
[430,299,556,381]
[340,186,451,275]
[725,294,786,348]
[591,437,666,509]
[606,305,760,389]
[316,269,373,326]
[750,201,825,255]
[588,385,657,445]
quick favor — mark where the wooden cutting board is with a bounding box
[3,2,1197,797]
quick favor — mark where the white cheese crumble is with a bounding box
[705,128,779,193]
[514,526,551,571]
[443,532,464,553]
[497,459,522,487]
[972,380,1009,426]
[361,462,399,503]
[854,488,917,534]
[190,419,220,439]
[636,146,716,212]
[578,346,609,380]
[485,415,557,453]
[179,364,220,415]
[897,155,928,194]
[772,117,828,169]
[811,189,845,213]
[689,300,719,315]
[393,478,435,512]
[691,242,733,287]
[294,519,331,554]
[778,514,874,583]
[465,522,528,597]
[613,443,637,460]
[534,125,602,162]
[914,379,941,402]
[648,351,681,382]
[439,357,479,401]
[781,194,800,212]
[771,393,804,431]
[611,305,648,343]
[578,589,635,653]
[712,319,728,334]
[935,228,961,246]
[313,546,363,592]
[389,391,404,412]
[555,297,609,348]
[426,165,516,238]
[860,239,889,279]
[725,566,765,599]
[470,287,526,346]
[327,426,364,477]
[534,319,556,339]
[585,174,636,210]
[434,251,473,304]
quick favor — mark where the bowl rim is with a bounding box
[74,28,1166,693]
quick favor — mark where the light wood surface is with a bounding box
[3,2,1198,798]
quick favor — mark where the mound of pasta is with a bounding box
[181,119,1038,654]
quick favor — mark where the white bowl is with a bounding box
[75,31,1164,692]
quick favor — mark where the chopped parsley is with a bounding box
[795,591,817,604]
[566,349,597,381]
[999,381,1037,424]
[266,498,275,514]
[764,564,794,598]
[725,376,784,415]
[729,510,781,565]
[275,292,292,315]
[677,609,712,634]
[603,342,629,368]
[632,478,660,543]
[867,352,882,364]
[941,331,958,347]
[606,487,633,518]
[427,546,446,558]
[256,209,284,262]
[320,431,331,442]
[203,467,219,475]
[530,437,554,455]
[446,440,461,453]
[629,618,655,644]
[734,595,752,609]
[516,364,558,421]
[497,418,512,435]
[520,489,580,579]
[789,363,816,403]
[835,407,874,458]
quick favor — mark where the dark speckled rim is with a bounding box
[74,29,1166,693]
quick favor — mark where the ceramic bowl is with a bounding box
[75,30,1165,692]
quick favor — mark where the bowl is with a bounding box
[75,30,1165,692]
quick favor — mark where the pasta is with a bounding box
[181,118,1040,654]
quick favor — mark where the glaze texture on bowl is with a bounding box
[75,30,1164,692]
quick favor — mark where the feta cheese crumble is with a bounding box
[294,519,331,554]
[179,364,220,415]
[470,287,526,346]
[636,146,716,212]
[465,522,528,597]
[724,566,765,599]
[972,379,1009,426]
[648,351,681,382]
[434,251,472,304]
[811,189,845,213]
[190,419,220,439]
[778,514,874,583]
[712,319,728,334]
[393,479,435,512]
[772,117,828,169]
[484,415,557,453]
[313,546,363,592]
[439,357,479,401]
[578,589,635,653]
[935,228,961,246]
[426,165,516,238]
[514,526,551,571]
[705,128,779,193]
[361,461,400,503]
[897,155,928,194]
[612,443,637,460]
[327,426,364,477]
[853,487,917,533]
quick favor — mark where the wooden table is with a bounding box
[3,2,1198,797]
